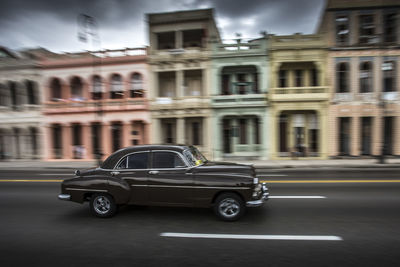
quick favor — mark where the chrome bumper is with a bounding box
[246,183,269,207]
[58,194,71,201]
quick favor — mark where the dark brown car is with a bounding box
[58,145,269,221]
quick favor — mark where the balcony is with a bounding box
[212,94,267,108]
[270,86,329,102]
[150,96,210,110]
[44,98,148,114]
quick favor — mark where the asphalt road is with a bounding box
[1,169,400,267]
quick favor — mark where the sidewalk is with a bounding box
[1,158,400,170]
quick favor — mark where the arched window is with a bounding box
[360,61,373,93]
[110,74,124,99]
[92,75,103,100]
[130,73,144,98]
[50,78,62,101]
[70,76,84,100]
[336,62,349,93]
[26,80,38,105]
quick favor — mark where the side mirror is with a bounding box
[74,170,81,176]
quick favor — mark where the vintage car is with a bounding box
[58,145,269,221]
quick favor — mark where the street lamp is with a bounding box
[77,14,103,165]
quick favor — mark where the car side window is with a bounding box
[127,152,148,169]
[152,151,186,169]
[116,152,149,169]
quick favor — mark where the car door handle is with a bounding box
[111,171,120,176]
[148,170,159,175]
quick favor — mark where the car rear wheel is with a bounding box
[213,193,245,221]
[90,193,117,218]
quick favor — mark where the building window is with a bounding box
[92,75,103,100]
[360,61,373,93]
[254,117,260,144]
[70,76,84,101]
[50,78,62,101]
[182,29,204,48]
[237,73,246,94]
[384,13,397,43]
[157,32,175,50]
[9,82,18,110]
[336,62,349,93]
[336,15,349,45]
[26,80,37,105]
[383,61,396,92]
[130,73,144,98]
[222,74,230,95]
[192,122,200,145]
[311,68,318,86]
[279,70,287,88]
[110,74,124,99]
[239,119,247,144]
[295,70,303,87]
[359,14,376,44]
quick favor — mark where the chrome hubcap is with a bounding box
[93,196,111,214]
[218,198,240,218]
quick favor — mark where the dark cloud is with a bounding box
[0,0,325,52]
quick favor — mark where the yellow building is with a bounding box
[269,33,329,159]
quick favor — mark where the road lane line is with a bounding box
[39,174,73,176]
[160,233,343,241]
[0,179,63,182]
[261,179,400,183]
[259,174,288,177]
[269,196,326,199]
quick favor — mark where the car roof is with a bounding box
[101,144,191,169]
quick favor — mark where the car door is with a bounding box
[147,150,194,206]
[113,151,150,205]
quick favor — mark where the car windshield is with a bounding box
[183,146,207,166]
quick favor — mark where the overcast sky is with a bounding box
[0,0,325,53]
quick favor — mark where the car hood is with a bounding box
[193,161,256,177]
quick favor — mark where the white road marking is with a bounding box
[259,174,288,177]
[39,174,73,176]
[269,196,326,199]
[160,233,343,241]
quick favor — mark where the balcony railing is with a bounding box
[270,86,329,101]
[44,98,147,113]
[212,94,267,107]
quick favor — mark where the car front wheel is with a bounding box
[214,193,245,221]
[90,193,117,218]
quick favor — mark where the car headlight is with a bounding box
[253,177,259,184]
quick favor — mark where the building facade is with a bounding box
[41,48,149,160]
[147,9,220,159]
[211,37,269,160]
[0,47,43,160]
[269,34,329,159]
[319,0,400,157]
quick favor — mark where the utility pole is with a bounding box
[77,14,103,166]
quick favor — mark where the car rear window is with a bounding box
[117,152,148,169]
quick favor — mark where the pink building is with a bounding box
[41,48,150,161]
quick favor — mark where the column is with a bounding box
[101,122,111,158]
[62,124,72,159]
[351,116,360,156]
[319,107,329,159]
[261,112,269,160]
[231,118,238,154]
[62,81,70,100]
[176,70,184,98]
[175,30,182,49]
[151,118,160,144]
[202,116,212,158]
[122,121,131,148]
[143,122,150,145]
[176,117,185,144]
[213,115,221,160]
[82,123,92,159]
